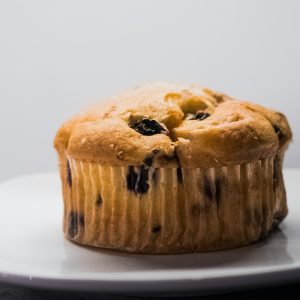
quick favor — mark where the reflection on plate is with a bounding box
[0,170,299,295]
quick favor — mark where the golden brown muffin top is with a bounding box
[54,83,292,168]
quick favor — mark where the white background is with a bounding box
[0,0,299,182]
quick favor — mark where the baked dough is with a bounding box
[54,83,292,253]
[54,83,291,168]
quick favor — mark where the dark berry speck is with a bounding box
[177,168,183,184]
[131,118,167,136]
[96,194,103,206]
[126,166,149,194]
[68,211,84,238]
[137,166,149,194]
[204,176,213,200]
[79,214,85,226]
[152,224,161,233]
[194,112,210,121]
[273,124,283,141]
[126,166,138,191]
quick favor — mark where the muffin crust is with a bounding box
[54,83,291,168]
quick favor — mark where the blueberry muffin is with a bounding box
[54,83,292,253]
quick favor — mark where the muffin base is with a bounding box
[58,155,287,254]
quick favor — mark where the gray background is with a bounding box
[0,0,299,182]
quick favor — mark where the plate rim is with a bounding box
[0,171,299,293]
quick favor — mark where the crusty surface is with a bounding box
[54,83,292,168]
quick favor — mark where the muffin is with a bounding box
[54,83,292,254]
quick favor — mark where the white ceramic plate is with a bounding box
[0,170,299,295]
